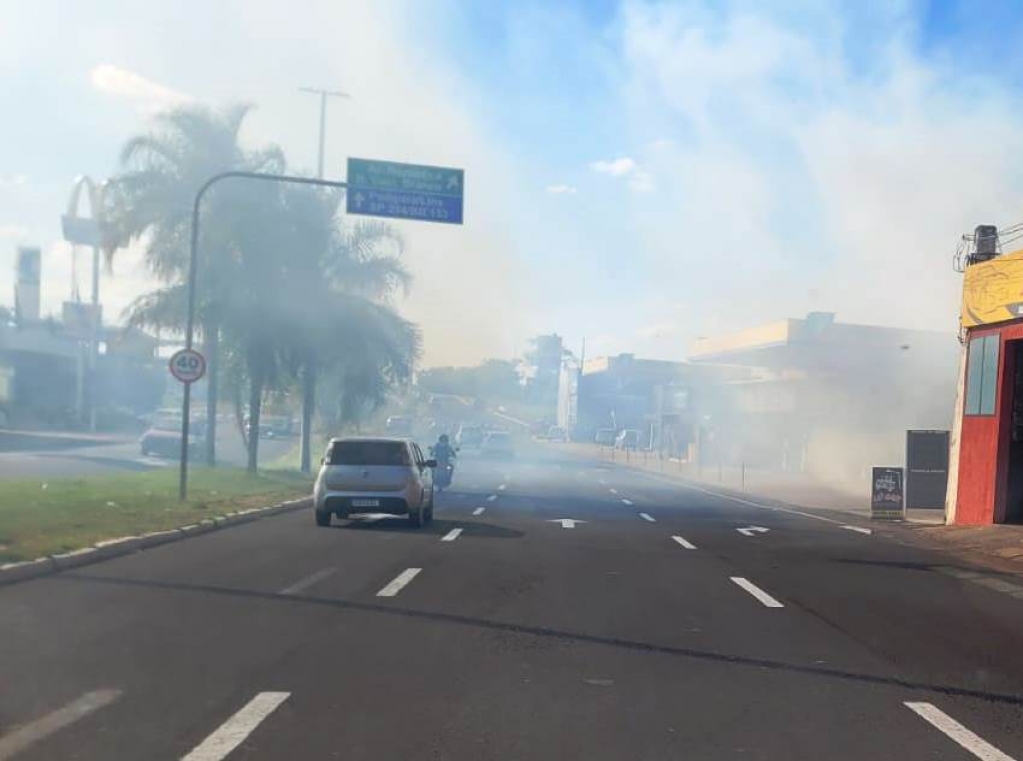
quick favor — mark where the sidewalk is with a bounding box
[0,429,135,454]
[570,444,1023,577]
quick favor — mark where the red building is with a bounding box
[951,243,1023,524]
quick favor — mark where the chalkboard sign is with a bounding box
[906,430,949,510]
[871,467,905,520]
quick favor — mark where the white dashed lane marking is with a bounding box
[730,577,784,608]
[498,484,507,491]
[904,702,1017,761]
[0,689,122,760]
[487,494,498,502]
[181,692,290,761]
[377,568,422,597]
[671,535,697,550]
[609,488,618,495]
[441,528,463,542]
[279,567,336,595]
[472,507,485,516]
[639,512,656,523]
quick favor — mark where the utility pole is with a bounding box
[297,86,350,473]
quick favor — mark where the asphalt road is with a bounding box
[0,429,294,478]
[2,445,1023,759]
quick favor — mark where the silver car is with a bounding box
[313,437,436,527]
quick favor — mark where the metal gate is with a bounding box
[905,430,950,510]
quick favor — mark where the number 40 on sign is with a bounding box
[169,348,206,384]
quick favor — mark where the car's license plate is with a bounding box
[351,499,380,508]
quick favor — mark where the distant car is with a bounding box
[456,424,484,449]
[313,437,435,528]
[616,429,641,450]
[385,415,414,435]
[545,426,569,442]
[139,422,202,459]
[480,430,514,458]
[595,428,615,446]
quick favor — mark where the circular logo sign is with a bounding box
[169,348,206,384]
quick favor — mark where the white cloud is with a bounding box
[590,157,637,176]
[0,174,27,187]
[89,64,191,109]
[546,184,578,194]
[614,2,1023,337]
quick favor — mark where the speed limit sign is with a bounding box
[169,348,206,384]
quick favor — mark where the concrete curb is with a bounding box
[0,496,312,587]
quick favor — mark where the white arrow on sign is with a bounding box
[548,519,586,529]
[736,526,770,537]
[354,192,365,208]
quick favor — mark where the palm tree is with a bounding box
[104,104,285,466]
[274,186,420,468]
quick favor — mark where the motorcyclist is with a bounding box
[432,433,457,465]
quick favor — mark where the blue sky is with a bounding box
[4,0,1023,365]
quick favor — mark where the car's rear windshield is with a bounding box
[329,441,410,466]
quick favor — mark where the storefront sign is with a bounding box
[962,248,1023,327]
[871,466,905,520]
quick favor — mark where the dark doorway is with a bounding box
[1006,341,1023,523]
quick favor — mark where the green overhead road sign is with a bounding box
[346,157,464,224]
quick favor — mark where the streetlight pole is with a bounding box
[297,86,350,474]
[179,171,349,501]
[298,87,350,180]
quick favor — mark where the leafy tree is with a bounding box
[105,104,284,466]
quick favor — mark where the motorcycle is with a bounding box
[430,445,455,492]
[434,460,454,491]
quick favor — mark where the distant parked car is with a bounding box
[595,428,615,446]
[313,437,435,527]
[545,426,569,442]
[480,430,514,459]
[140,420,203,459]
[615,429,641,451]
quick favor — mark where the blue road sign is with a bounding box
[346,158,464,225]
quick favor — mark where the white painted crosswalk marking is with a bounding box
[672,535,697,550]
[181,692,290,761]
[730,577,784,608]
[904,702,1017,761]
[0,689,122,760]
[377,568,422,597]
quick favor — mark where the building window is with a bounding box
[965,335,1000,416]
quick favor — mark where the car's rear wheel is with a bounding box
[425,499,434,523]
[315,509,331,527]
[408,505,424,528]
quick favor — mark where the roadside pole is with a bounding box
[298,87,350,474]
[944,342,967,524]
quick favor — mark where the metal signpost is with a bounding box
[346,158,464,224]
[178,160,464,499]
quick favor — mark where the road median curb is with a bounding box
[0,496,312,587]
